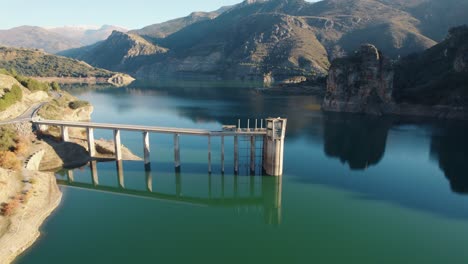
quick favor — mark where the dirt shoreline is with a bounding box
[0,169,62,264]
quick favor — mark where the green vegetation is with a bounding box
[69,100,90,110]
[50,81,61,91]
[0,84,23,111]
[0,47,116,78]
[15,76,50,92]
[39,92,89,120]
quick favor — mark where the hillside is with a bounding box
[0,26,81,54]
[60,31,168,72]
[0,46,134,86]
[129,7,229,39]
[394,25,468,106]
[0,47,114,77]
[59,0,468,82]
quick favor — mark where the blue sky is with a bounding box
[1,0,316,30]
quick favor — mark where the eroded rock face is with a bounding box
[322,44,395,115]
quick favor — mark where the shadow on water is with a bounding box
[323,112,393,170]
[430,121,468,194]
[293,113,468,220]
[56,160,283,226]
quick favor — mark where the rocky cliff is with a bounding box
[323,26,468,119]
[394,25,468,107]
[322,44,395,114]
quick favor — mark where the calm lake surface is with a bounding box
[16,82,468,263]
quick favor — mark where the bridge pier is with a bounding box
[90,160,99,186]
[234,135,239,174]
[174,134,180,169]
[263,118,287,176]
[61,126,69,142]
[86,128,96,157]
[250,136,256,174]
[221,135,225,173]
[116,160,124,188]
[143,131,150,165]
[114,129,122,161]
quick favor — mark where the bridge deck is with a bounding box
[33,119,267,136]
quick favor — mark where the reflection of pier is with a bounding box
[34,118,287,176]
[62,161,283,225]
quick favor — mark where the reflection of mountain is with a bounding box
[430,123,468,194]
[323,113,392,170]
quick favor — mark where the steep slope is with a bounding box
[0,26,81,54]
[137,12,330,80]
[129,10,225,39]
[377,0,468,41]
[61,31,168,72]
[394,25,468,106]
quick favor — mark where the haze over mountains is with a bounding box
[0,25,127,54]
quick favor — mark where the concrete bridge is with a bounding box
[33,118,287,176]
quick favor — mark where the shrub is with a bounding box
[0,126,17,151]
[0,84,23,111]
[18,77,49,92]
[69,100,90,110]
[0,151,21,171]
[50,81,61,91]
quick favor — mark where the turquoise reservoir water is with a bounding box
[16,84,468,263]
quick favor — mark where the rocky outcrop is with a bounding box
[322,44,395,115]
[107,73,135,86]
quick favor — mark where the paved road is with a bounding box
[0,102,46,125]
[0,91,62,125]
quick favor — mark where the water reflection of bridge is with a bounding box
[59,160,283,225]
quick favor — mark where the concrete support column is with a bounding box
[221,135,225,173]
[262,118,287,176]
[116,160,124,188]
[145,170,153,192]
[67,170,74,183]
[114,129,122,161]
[234,135,239,174]
[174,134,180,169]
[250,136,256,173]
[90,160,99,186]
[61,126,69,142]
[86,127,95,158]
[208,135,212,174]
[143,131,150,165]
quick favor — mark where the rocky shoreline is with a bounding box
[0,169,62,264]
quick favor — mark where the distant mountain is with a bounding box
[0,26,81,54]
[48,25,128,46]
[59,31,168,72]
[0,25,128,54]
[59,0,468,81]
